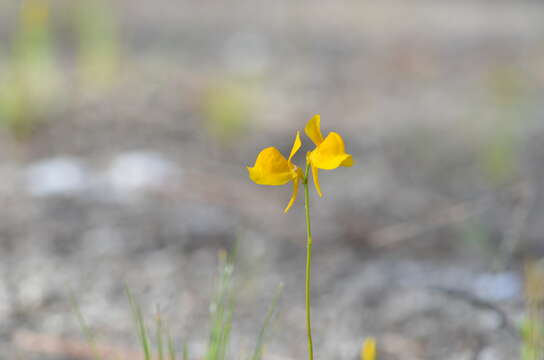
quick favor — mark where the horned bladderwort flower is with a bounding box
[247,115,353,360]
[247,131,303,213]
[305,114,353,197]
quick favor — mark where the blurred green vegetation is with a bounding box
[74,0,119,90]
[0,0,61,138]
[479,66,529,187]
[202,79,259,144]
[459,221,494,258]
[0,0,119,139]
[521,261,544,360]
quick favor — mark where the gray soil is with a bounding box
[1,1,544,359]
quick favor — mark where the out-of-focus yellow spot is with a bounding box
[22,0,49,27]
[361,337,376,360]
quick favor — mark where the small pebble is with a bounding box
[25,156,88,197]
[106,151,180,194]
[473,272,521,301]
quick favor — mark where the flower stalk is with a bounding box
[303,163,314,360]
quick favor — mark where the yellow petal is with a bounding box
[304,114,324,146]
[311,163,322,197]
[283,175,299,213]
[288,131,302,162]
[247,147,292,185]
[341,154,354,167]
[309,132,353,170]
[361,337,376,360]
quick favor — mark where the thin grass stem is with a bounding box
[126,286,152,360]
[70,294,102,360]
[250,283,284,360]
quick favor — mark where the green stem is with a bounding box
[303,164,314,360]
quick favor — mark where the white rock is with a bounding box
[478,347,502,360]
[106,151,179,194]
[25,156,88,197]
[473,272,521,301]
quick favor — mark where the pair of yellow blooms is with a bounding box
[247,115,353,213]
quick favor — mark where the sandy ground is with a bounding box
[1,1,544,359]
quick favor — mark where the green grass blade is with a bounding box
[218,292,234,360]
[166,329,177,360]
[156,307,164,360]
[183,342,189,360]
[70,294,102,360]
[126,286,152,360]
[250,283,284,360]
[206,252,236,360]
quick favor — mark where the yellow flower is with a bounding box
[305,114,353,197]
[361,337,376,360]
[247,131,303,213]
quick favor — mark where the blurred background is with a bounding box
[1,0,544,359]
